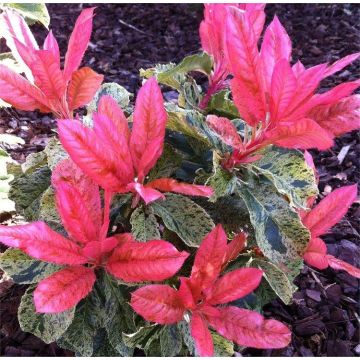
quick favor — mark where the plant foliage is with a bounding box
[0,3,359,357]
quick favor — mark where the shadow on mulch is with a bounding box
[0,3,359,357]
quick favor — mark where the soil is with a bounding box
[0,3,359,357]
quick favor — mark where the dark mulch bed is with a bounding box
[0,3,359,357]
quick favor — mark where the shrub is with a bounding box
[0,3,359,357]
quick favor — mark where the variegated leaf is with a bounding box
[151,193,214,247]
[0,248,61,284]
[251,146,318,209]
[237,179,310,263]
[249,258,294,305]
[130,206,160,242]
[18,286,74,344]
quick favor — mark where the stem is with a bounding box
[100,190,113,240]
[131,193,141,209]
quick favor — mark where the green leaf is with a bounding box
[249,258,294,305]
[0,248,61,284]
[148,143,182,181]
[44,137,68,171]
[18,286,75,344]
[130,205,160,242]
[7,149,52,220]
[102,273,134,356]
[237,179,310,264]
[0,149,15,215]
[285,258,304,284]
[252,279,278,312]
[151,193,214,247]
[166,105,208,144]
[2,3,50,28]
[8,166,51,220]
[92,329,119,356]
[251,146,318,209]
[195,196,256,244]
[122,324,159,349]
[212,331,234,357]
[143,330,162,357]
[87,82,131,114]
[57,287,104,357]
[207,154,237,201]
[178,321,195,355]
[38,187,64,233]
[160,325,182,357]
[207,90,240,119]
[111,193,132,227]
[141,52,212,91]
[20,151,47,175]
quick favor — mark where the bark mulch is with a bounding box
[0,3,359,357]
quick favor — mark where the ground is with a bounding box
[0,3,359,357]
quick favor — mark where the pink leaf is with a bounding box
[224,232,247,264]
[31,50,66,101]
[269,59,297,122]
[178,277,196,309]
[100,236,119,254]
[82,241,101,261]
[260,15,292,91]
[207,306,291,349]
[0,225,26,248]
[302,185,357,237]
[43,30,60,68]
[266,117,334,150]
[0,9,38,81]
[292,60,305,78]
[0,65,49,111]
[0,222,87,265]
[92,112,134,184]
[323,52,360,78]
[327,255,360,279]
[303,237,329,270]
[67,67,103,110]
[190,225,227,295]
[98,95,130,141]
[53,181,101,245]
[282,64,327,120]
[206,115,243,149]
[0,9,38,49]
[308,94,360,137]
[106,240,189,282]
[34,266,95,313]
[63,7,95,81]
[130,77,167,181]
[307,80,360,110]
[191,312,214,357]
[147,178,213,197]
[58,119,126,192]
[225,8,265,126]
[52,159,102,233]
[230,77,266,127]
[131,285,185,324]
[127,182,165,205]
[206,268,263,305]
[200,4,228,64]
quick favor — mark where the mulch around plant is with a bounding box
[0,3,359,357]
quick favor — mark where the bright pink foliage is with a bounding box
[58,77,213,206]
[0,159,188,313]
[301,184,360,278]
[199,3,266,108]
[131,225,291,356]
[0,8,103,117]
[201,6,360,166]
